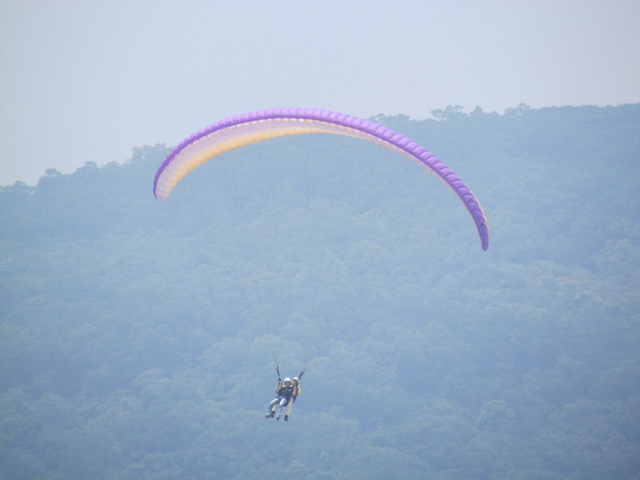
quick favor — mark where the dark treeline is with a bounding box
[1,104,639,479]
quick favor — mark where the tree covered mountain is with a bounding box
[1,104,639,479]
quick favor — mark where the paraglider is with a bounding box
[153,107,489,250]
[265,366,304,421]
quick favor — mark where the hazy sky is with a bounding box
[1,0,639,186]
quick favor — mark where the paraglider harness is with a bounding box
[266,366,304,420]
[275,366,304,404]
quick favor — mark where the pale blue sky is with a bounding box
[1,0,639,186]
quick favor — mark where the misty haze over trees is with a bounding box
[1,104,639,479]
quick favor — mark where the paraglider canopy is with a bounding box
[153,107,489,250]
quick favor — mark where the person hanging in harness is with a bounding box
[284,376,301,419]
[264,368,303,421]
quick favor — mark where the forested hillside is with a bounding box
[1,104,639,480]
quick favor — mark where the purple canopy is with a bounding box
[154,107,489,250]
